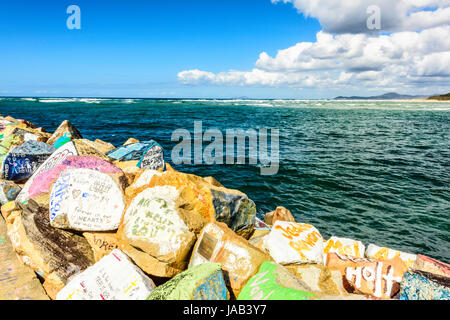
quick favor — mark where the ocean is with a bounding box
[1,97,449,263]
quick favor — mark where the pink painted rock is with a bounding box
[27,156,125,200]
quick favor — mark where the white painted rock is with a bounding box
[56,249,155,300]
[365,243,417,269]
[49,168,125,231]
[120,185,195,261]
[264,221,324,265]
[323,236,365,262]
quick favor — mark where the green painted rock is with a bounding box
[238,261,318,300]
[147,263,229,300]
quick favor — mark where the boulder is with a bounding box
[0,215,49,300]
[106,140,165,171]
[365,243,417,269]
[323,236,365,262]
[128,169,257,239]
[8,127,50,142]
[400,270,450,300]
[83,232,119,262]
[46,120,83,146]
[15,141,113,203]
[147,263,229,300]
[238,261,318,300]
[263,221,324,265]
[189,221,271,299]
[124,138,139,145]
[285,264,347,296]
[79,138,115,154]
[24,155,126,201]
[0,134,25,167]
[264,206,295,226]
[2,141,55,181]
[5,199,95,298]
[326,252,407,299]
[412,254,450,278]
[56,249,156,300]
[49,168,126,231]
[118,185,199,278]
[0,180,22,205]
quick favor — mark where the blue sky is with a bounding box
[0,1,448,98]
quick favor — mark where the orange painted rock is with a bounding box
[189,221,271,299]
[326,253,407,299]
[365,244,417,269]
[117,185,200,278]
[264,206,295,226]
[127,168,257,239]
[323,236,365,261]
[124,138,140,145]
[46,120,83,146]
[0,215,49,300]
[264,221,324,264]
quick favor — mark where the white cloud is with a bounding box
[271,0,450,34]
[178,2,450,95]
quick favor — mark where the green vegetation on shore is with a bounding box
[428,93,450,101]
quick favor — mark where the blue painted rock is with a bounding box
[400,270,450,300]
[107,140,165,170]
[0,180,22,205]
[0,134,25,166]
[0,215,49,300]
[56,249,156,300]
[147,262,229,300]
[46,120,83,146]
[2,141,56,181]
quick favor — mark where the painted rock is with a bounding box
[15,141,79,202]
[326,253,407,299]
[118,185,197,277]
[0,180,22,205]
[25,155,125,201]
[264,221,324,265]
[123,138,140,145]
[323,236,365,262]
[6,199,95,298]
[129,169,257,239]
[264,206,295,226]
[147,262,229,300]
[56,249,156,300]
[413,254,450,278]
[46,120,83,146]
[285,264,347,296]
[49,168,126,231]
[254,217,271,231]
[0,135,25,171]
[2,141,55,181]
[238,261,317,300]
[365,243,417,269]
[400,270,450,300]
[106,140,165,170]
[79,138,116,155]
[83,232,119,262]
[189,221,271,299]
[0,216,49,300]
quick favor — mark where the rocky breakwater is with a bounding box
[0,114,448,300]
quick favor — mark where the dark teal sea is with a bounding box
[1,97,449,262]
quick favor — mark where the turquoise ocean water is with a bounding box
[0,97,449,262]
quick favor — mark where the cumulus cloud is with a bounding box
[177,2,450,94]
[271,0,450,34]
